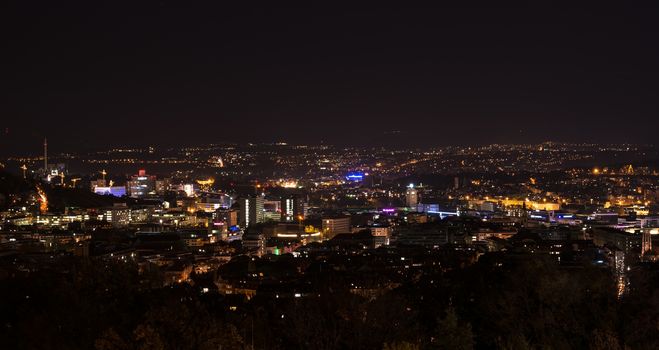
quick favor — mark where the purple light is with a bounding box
[94,186,126,197]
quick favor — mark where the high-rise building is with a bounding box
[213,208,239,240]
[322,215,351,239]
[238,196,264,227]
[127,169,156,198]
[215,208,239,227]
[281,195,306,222]
[406,184,418,208]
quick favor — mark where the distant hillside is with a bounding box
[45,187,118,210]
[0,170,33,196]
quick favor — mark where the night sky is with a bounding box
[3,3,659,154]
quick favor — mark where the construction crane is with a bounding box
[20,164,27,179]
[100,169,107,181]
[70,178,82,187]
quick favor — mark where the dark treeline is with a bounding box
[1,253,658,350]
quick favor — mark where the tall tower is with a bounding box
[239,196,265,227]
[43,137,48,171]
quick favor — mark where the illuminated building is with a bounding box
[181,184,195,197]
[406,184,418,208]
[281,195,306,222]
[641,216,659,228]
[479,201,495,212]
[104,204,131,227]
[417,203,459,219]
[195,177,215,192]
[345,171,364,182]
[322,215,351,239]
[90,179,107,189]
[197,194,233,213]
[497,198,560,211]
[395,224,467,246]
[368,225,391,247]
[591,227,642,255]
[155,178,171,195]
[238,196,264,227]
[406,212,429,224]
[263,200,282,221]
[196,201,223,213]
[46,163,67,183]
[215,209,238,227]
[127,169,156,198]
[94,186,127,197]
[278,179,298,188]
[369,225,391,238]
[243,234,266,256]
[588,212,619,225]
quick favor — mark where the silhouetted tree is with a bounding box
[430,306,474,350]
[383,341,420,350]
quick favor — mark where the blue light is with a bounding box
[345,171,364,181]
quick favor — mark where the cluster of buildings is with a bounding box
[1,141,658,297]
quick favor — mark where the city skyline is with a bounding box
[2,4,659,349]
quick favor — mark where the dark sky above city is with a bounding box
[3,3,659,154]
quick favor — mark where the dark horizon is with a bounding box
[3,3,659,155]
